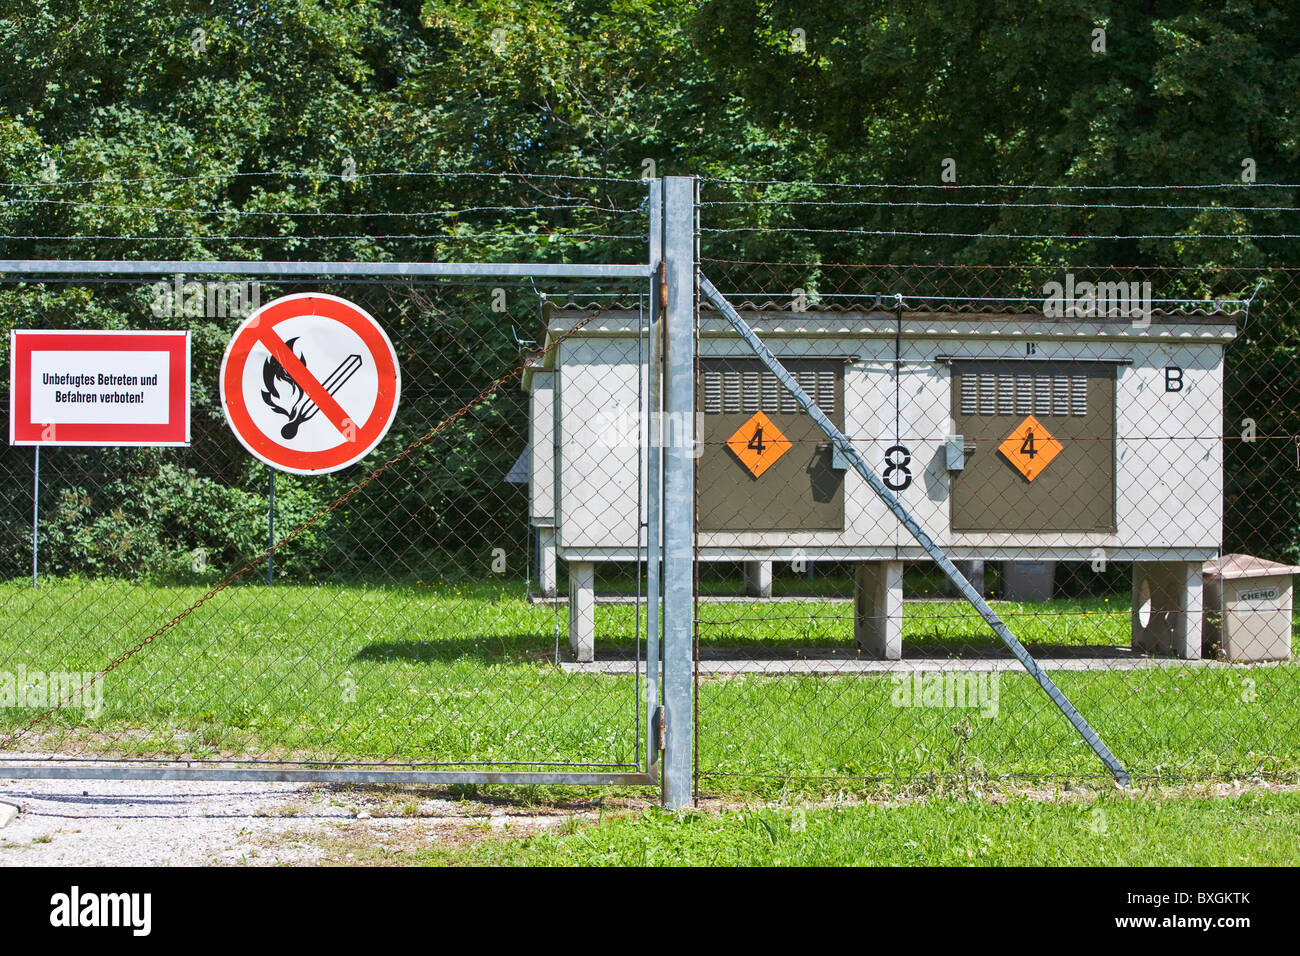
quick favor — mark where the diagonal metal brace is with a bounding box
[699,274,1131,788]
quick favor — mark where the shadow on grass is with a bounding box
[352,632,1144,665]
[352,632,648,665]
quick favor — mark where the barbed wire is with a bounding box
[713,292,1249,306]
[0,232,646,242]
[0,170,648,189]
[703,177,1300,190]
[700,259,1300,271]
[1,198,644,217]
[701,198,1298,213]
[702,226,1300,240]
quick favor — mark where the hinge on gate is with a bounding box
[658,261,668,311]
[654,706,666,751]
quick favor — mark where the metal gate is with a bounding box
[0,255,671,790]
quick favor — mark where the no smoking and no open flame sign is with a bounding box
[220,293,401,475]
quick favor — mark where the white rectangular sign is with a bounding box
[10,330,190,446]
[28,350,173,425]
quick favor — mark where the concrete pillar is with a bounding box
[744,559,772,598]
[536,527,557,598]
[855,561,903,659]
[568,561,595,662]
[1131,561,1202,659]
[946,559,985,597]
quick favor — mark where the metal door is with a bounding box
[697,357,845,532]
[950,359,1117,533]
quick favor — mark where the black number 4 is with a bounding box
[748,426,766,455]
[1020,430,1037,459]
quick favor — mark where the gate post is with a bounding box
[661,176,697,808]
[644,178,662,771]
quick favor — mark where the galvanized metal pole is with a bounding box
[698,275,1132,788]
[267,468,275,585]
[644,178,663,773]
[0,260,653,280]
[31,446,39,588]
[661,177,697,808]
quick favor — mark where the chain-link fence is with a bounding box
[690,244,1300,793]
[0,268,656,780]
[3,175,1298,801]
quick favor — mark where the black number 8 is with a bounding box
[883,444,912,491]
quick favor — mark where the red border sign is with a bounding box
[219,293,400,475]
[9,330,190,446]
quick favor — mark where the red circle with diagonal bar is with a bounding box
[220,293,400,475]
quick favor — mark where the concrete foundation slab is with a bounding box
[561,648,1240,676]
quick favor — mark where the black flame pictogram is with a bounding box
[260,337,363,440]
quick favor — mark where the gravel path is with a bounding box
[0,776,360,866]
[0,772,612,866]
[3,773,1290,866]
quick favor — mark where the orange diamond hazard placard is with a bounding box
[726,411,791,478]
[998,415,1062,482]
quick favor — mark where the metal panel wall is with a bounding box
[556,337,646,551]
[950,360,1117,534]
[528,370,554,525]
[697,357,845,532]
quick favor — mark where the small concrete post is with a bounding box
[536,527,557,598]
[1131,561,1202,660]
[855,561,904,659]
[744,560,772,598]
[568,561,595,662]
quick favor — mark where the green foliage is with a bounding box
[33,463,327,582]
[1,1,1299,575]
[693,0,1300,266]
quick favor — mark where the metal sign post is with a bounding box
[31,447,39,588]
[268,468,275,585]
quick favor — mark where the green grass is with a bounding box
[690,595,1130,648]
[0,577,641,767]
[399,789,1300,866]
[0,576,1297,795]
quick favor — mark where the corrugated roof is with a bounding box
[546,298,1244,318]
